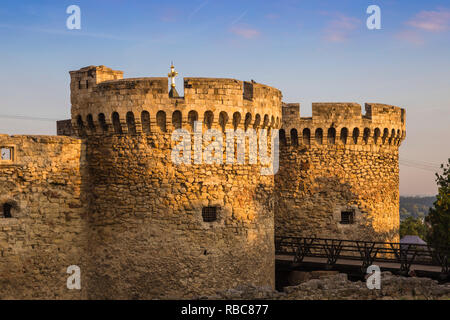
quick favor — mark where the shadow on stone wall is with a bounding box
[275,173,399,242]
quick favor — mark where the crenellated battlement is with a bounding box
[66,66,407,150]
[280,102,406,149]
[69,65,123,96]
[69,66,282,137]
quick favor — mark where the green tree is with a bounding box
[400,216,427,239]
[425,159,450,249]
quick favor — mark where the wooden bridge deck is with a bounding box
[276,254,443,274]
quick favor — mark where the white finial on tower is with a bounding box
[168,62,180,98]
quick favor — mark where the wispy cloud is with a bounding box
[231,10,248,25]
[229,24,260,39]
[406,8,450,32]
[0,23,130,40]
[395,30,425,46]
[321,12,361,43]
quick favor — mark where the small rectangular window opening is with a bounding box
[202,207,218,222]
[340,211,354,224]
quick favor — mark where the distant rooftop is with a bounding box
[400,235,427,245]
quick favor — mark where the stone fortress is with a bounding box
[0,65,405,299]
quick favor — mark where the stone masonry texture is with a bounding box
[0,66,406,299]
[276,102,406,242]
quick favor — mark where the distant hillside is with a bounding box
[400,196,435,221]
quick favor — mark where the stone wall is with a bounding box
[0,135,87,299]
[68,65,282,299]
[0,65,409,299]
[276,103,406,242]
[84,134,275,299]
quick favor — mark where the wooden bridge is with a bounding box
[275,236,450,281]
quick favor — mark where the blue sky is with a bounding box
[0,0,449,195]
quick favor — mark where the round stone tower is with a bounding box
[69,65,282,299]
[276,102,406,242]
